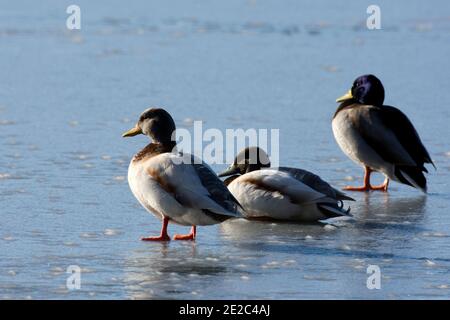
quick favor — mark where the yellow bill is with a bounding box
[122,125,142,137]
[336,90,353,103]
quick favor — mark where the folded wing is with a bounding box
[278,167,354,201]
[156,153,241,217]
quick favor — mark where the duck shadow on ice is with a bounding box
[351,193,427,229]
[123,244,237,299]
[124,243,229,277]
[219,194,429,261]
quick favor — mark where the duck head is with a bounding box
[218,146,271,177]
[122,108,176,147]
[336,74,385,106]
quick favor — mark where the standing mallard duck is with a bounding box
[123,108,241,241]
[218,147,353,221]
[332,74,434,192]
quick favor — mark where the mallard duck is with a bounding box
[332,74,434,192]
[218,147,353,221]
[123,108,241,241]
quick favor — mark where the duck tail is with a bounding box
[335,191,355,202]
[317,201,352,219]
[394,166,427,193]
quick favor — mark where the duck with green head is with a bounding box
[332,74,434,192]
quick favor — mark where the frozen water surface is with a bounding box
[0,0,449,299]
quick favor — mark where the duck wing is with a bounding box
[237,170,351,219]
[242,169,328,204]
[353,105,433,191]
[278,167,354,201]
[380,105,434,170]
[149,153,241,218]
[190,160,243,215]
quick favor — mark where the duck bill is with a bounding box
[218,166,240,177]
[336,90,353,103]
[122,125,142,137]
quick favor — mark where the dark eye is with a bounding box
[355,87,365,96]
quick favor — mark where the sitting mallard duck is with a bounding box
[218,147,354,221]
[332,74,434,192]
[123,108,241,241]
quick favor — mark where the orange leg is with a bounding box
[343,166,372,191]
[141,216,171,241]
[371,178,390,192]
[343,167,390,192]
[173,226,196,241]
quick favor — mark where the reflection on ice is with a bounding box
[219,218,328,242]
[123,244,234,299]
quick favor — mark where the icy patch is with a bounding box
[0,120,15,125]
[0,173,12,180]
[80,232,98,239]
[425,260,436,267]
[422,232,448,238]
[323,224,337,231]
[104,229,120,236]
